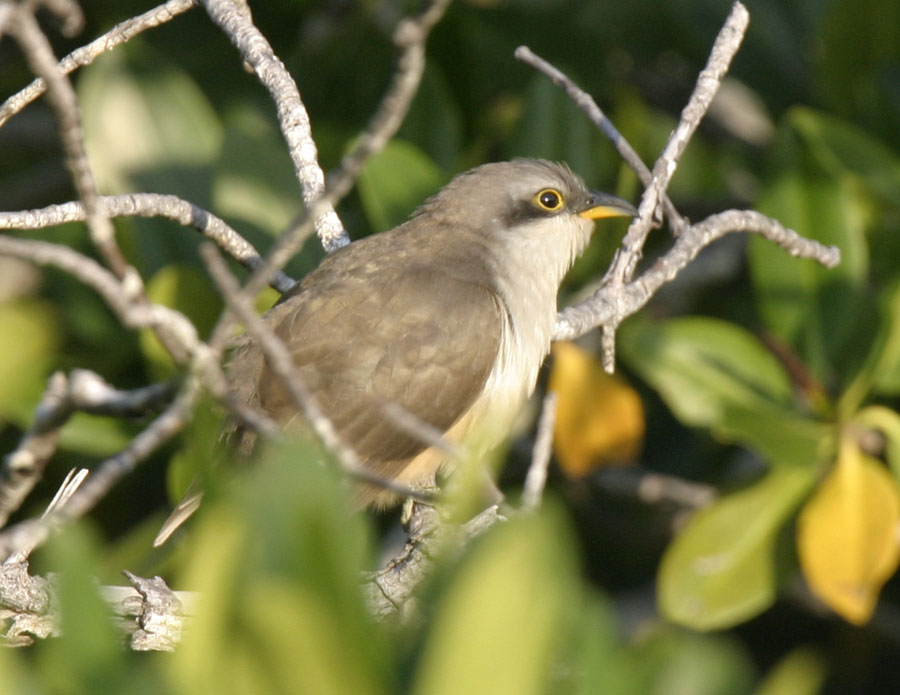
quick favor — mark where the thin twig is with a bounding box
[554,209,840,341]
[0,380,200,561]
[0,370,174,528]
[514,45,686,234]
[0,194,295,293]
[521,391,558,511]
[6,4,129,280]
[0,0,196,128]
[231,0,454,309]
[595,0,750,371]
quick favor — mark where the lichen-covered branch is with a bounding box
[0,370,174,529]
[0,194,295,294]
[554,209,840,342]
[198,0,347,251]
[0,0,197,128]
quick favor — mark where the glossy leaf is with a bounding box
[213,105,304,238]
[356,140,445,233]
[750,110,869,380]
[79,48,222,195]
[620,317,831,467]
[659,467,816,630]
[854,406,900,483]
[797,436,900,624]
[412,508,578,695]
[791,107,900,208]
[0,299,57,424]
[549,341,643,476]
[756,647,827,695]
[173,444,386,695]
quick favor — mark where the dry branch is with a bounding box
[0,0,848,650]
[199,0,347,252]
[0,195,295,294]
[0,0,197,128]
[0,370,174,528]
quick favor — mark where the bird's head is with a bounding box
[417,158,636,279]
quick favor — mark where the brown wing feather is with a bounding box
[236,233,503,486]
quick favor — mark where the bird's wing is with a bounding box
[254,255,504,483]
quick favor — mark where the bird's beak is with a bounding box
[578,191,638,220]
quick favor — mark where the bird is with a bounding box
[154,158,635,545]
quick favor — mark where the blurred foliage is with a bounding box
[549,341,644,477]
[1,0,900,692]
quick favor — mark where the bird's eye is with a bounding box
[534,188,564,212]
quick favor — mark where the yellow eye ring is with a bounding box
[534,188,564,212]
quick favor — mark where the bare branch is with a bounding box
[117,571,189,651]
[592,1,750,371]
[232,0,453,304]
[0,380,200,561]
[0,370,174,529]
[555,209,840,341]
[0,194,295,294]
[365,503,506,620]
[0,0,196,128]
[198,0,347,251]
[6,4,130,280]
[514,45,686,234]
[521,391,557,512]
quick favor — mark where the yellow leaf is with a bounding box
[549,342,644,477]
[797,434,900,624]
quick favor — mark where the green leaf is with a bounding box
[212,104,305,241]
[356,140,445,233]
[619,317,831,467]
[750,111,870,381]
[510,74,600,183]
[58,411,136,457]
[756,647,827,695]
[139,264,223,378]
[791,107,900,208]
[173,439,387,695]
[37,525,159,694]
[78,44,223,273]
[412,507,579,695]
[79,46,222,195]
[568,595,638,695]
[659,467,816,631]
[398,64,464,170]
[0,298,57,424]
[624,627,756,695]
[839,278,900,413]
